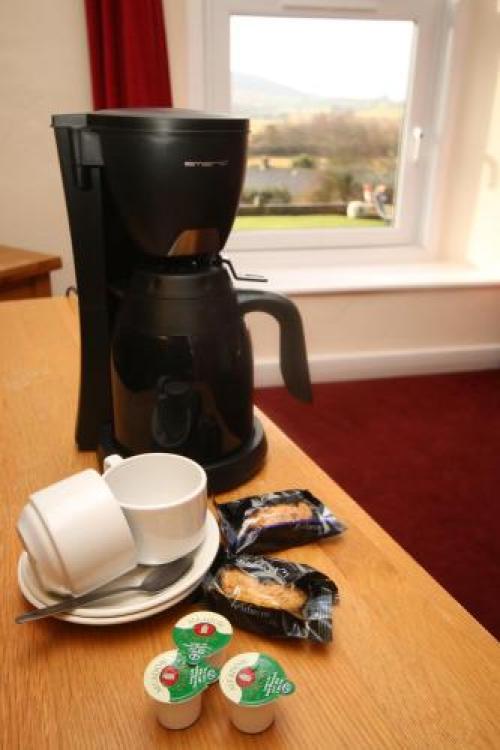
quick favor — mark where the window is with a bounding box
[231,15,413,233]
[201,0,451,260]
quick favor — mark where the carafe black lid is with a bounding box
[86,108,249,133]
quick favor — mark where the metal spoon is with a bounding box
[16,555,193,624]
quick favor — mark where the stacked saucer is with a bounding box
[16,453,219,625]
[17,512,219,625]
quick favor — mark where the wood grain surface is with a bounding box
[1,297,499,749]
[0,245,61,286]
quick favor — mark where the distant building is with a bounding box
[244,166,319,201]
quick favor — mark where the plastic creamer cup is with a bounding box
[173,610,233,668]
[144,650,219,730]
[219,652,295,734]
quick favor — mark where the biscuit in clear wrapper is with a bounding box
[202,552,338,643]
[216,489,346,555]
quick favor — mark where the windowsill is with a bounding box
[233,261,500,295]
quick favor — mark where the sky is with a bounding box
[230,16,414,102]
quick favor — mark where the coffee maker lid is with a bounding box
[87,108,249,133]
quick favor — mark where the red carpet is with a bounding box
[255,371,500,639]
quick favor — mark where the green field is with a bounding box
[234,214,384,231]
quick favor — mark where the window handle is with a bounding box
[412,126,424,163]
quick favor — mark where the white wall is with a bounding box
[440,1,500,267]
[243,286,500,384]
[1,1,500,383]
[0,0,92,294]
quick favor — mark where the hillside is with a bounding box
[231,72,402,118]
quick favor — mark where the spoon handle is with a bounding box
[15,585,140,623]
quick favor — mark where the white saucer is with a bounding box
[17,511,219,625]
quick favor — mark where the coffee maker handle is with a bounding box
[237,289,312,402]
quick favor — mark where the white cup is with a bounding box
[17,469,138,596]
[226,700,276,734]
[155,692,202,730]
[103,453,207,565]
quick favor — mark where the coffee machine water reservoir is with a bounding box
[53,109,311,491]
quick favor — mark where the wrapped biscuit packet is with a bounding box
[202,553,338,643]
[216,489,345,555]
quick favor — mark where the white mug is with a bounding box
[17,469,138,596]
[103,453,207,565]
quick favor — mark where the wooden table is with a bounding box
[0,244,62,300]
[1,297,499,749]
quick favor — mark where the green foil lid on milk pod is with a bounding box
[173,611,233,665]
[220,652,295,707]
[144,650,219,704]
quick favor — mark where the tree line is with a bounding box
[246,110,401,203]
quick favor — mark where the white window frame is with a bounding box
[171,0,457,273]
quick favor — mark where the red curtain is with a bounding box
[84,0,172,109]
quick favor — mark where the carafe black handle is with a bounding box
[237,289,312,402]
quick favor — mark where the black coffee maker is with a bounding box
[53,108,311,491]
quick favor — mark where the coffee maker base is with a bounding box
[97,416,267,494]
